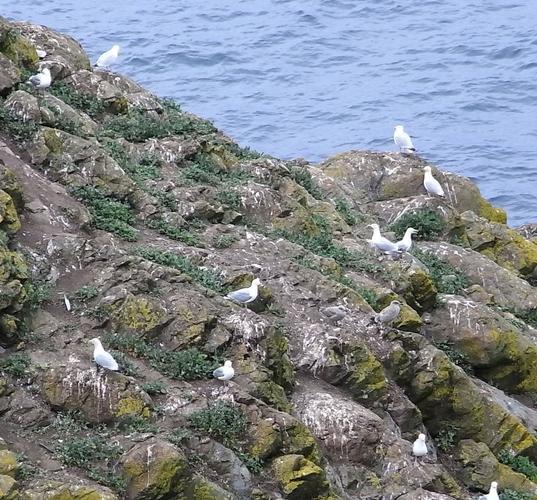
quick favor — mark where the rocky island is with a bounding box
[1,16,537,500]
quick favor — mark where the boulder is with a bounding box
[0,54,20,93]
[0,474,17,499]
[0,190,21,234]
[4,90,41,123]
[271,454,328,500]
[22,479,117,499]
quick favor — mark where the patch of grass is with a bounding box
[287,165,324,200]
[145,217,200,246]
[334,198,362,226]
[0,353,31,377]
[213,234,238,249]
[182,153,250,186]
[433,341,473,372]
[168,428,192,446]
[57,436,122,469]
[71,186,138,241]
[510,309,537,329]
[86,469,126,493]
[50,411,88,434]
[116,414,156,433]
[500,491,534,500]
[435,425,459,452]
[98,106,217,142]
[102,140,161,182]
[498,450,537,482]
[135,247,226,293]
[412,248,469,294]
[24,281,53,310]
[74,285,99,302]
[0,100,39,141]
[390,209,446,240]
[355,287,381,311]
[49,82,107,118]
[234,450,264,474]
[216,190,242,210]
[145,188,178,211]
[189,401,247,446]
[104,333,221,381]
[141,380,167,395]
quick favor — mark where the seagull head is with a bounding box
[418,433,426,441]
[394,125,404,132]
[367,223,379,230]
[391,300,402,307]
[406,227,419,235]
[224,360,233,368]
[490,481,498,490]
[88,337,101,346]
[112,45,120,54]
[423,166,432,173]
[41,67,51,76]
[252,278,261,286]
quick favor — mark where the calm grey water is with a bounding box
[5,1,537,225]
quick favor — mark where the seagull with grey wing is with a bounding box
[95,44,120,68]
[27,67,51,91]
[375,300,401,327]
[423,166,445,197]
[394,125,416,153]
[367,224,400,255]
[320,305,349,325]
[89,337,119,371]
[477,481,499,500]
[225,278,261,307]
[395,227,418,252]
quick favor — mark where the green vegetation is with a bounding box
[135,247,226,293]
[182,153,250,186]
[110,351,138,376]
[49,411,88,434]
[0,100,38,141]
[435,425,458,452]
[500,491,534,500]
[116,414,156,434]
[390,209,446,241]
[74,285,99,302]
[24,280,53,309]
[510,308,537,329]
[71,185,138,241]
[145,217,200,246]
[104,332,221,381]
[334,198,362,226]
[0,353,31,377]
[216,190,242,210]
[167,428,192,446]
[434,341,473,372]
[287,165,324,200]
[498,449,537,482]
[214,234,239,249]
[141,380,167,395]
[412,248,469,294]
[189,401,247,445]
[49,82,107,118]
[102,139,161,181]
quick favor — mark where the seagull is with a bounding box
[423,166,445,197]
[376,300,401,326]
[412,433,428,464]
[394,125,416,153]
[213,360,234,381]
[478,481,499,500]
[89,338,119,371]
[63,294,71,312]
[27,67,51,90]
[36,49,47,59]
[320,305,349,325]
[396,227,419,252]
[367,224,399,254]
[225,278,261,307]
[95,45,120,68]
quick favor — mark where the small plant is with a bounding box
[511,309,537,329]
[234,450,264,474]
[0,353,31,377]
[434,341,473,372]
[49,82,106,117]
[57,436,122,469]
[355,287,381,311]
[500,491,534,500]
[109,351,138,377]
[86,469,126,493]
[168,428,192,446]
[50,411,88,434]
[102,140,161,182]
[181,153,250,186]
[74,285,99,302]
[0,100,39,141]
[412,248,469,294]
[435,425,458,452]
[145,217,200,246]
[498,449,537,482]
[116,414,156,434]
[214,234,238,249]
[287,165,324,200]
[216,190,242,210]
[189,401,247,446]
[141,380,167,395]
[24,281,53,309]
[334,198,362,226]
[135,247,226,293]
[390,209,446,241]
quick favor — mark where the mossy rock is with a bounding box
[262,327,295,392]
[0,190,20,235]
[0,450,18,478]
[391,304,423,332]
[250,419,283,460]
[406,267,437,312]
[21,480,117,499]
[271,454,328,500]
[110,295,168,335]
[42,128,64,155]
[0,166,24,210]
[282,423,322,465]
[0,474,17,499]
[0,24,38,68]
[478,197,507,224]
[255,380,291,412]
[189,478,234,499]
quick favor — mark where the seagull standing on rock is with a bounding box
[27,67,51,91]
[423,166,445,197]
[478,481,499,500]
[95,44,120,68]
[412,433,428,464]
[320,305,349,325]
[225,278,261,307]
[213,360,234,381]
[89,338,119,371]
[394,125,416,153]
[367,224,399,254]
[375,300,401,327]
[396,227,418,252]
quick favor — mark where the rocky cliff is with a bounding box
[1,15,537,500]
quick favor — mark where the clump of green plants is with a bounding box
[511,309,537,329]
[498,449,537,482]
[0,100,39,141]
[216,190,242,210]
[74,285,99,302]
[115,414,156,434]
[110,351,138,376]
[104,332,221,381]
[390,209,446,241]
[135,247,226,293]
[168,428,192,446]
[214,234,239,249]
[71,186,138,241]
[49,82,107,117]
[334,198,363,226]
[145,217,200,246]
[355,287,381,311]
[189,401,247,446]
[435,425,459,452]
[412,248,469,294]
[24,280,53,310]
[50,411,88,434]
[433,341,473,372]
[0,353,31,377]
[500,491,534,500]
[181,153,250,186]
[141,380,167,395]
[287,165,324,200]
[102,140,161,182]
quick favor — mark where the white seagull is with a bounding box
[412,433,428,463]
[27,67,51,90]
[376,300,401,326]
[423,166,445,197]
[225,278,261,306]
[478,481,499,500]
[367,224,399,254]
[394,125,416,153]
[213,360,235,381]
[396,227,419,252]
[95,45,120,68]
[89,338,119,371]
[320,305,349,325]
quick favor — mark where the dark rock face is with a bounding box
[1,15,537,500]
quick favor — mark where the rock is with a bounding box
[120,438,189,499]
[0,54,20,93]
[0,190,20,234]
[190,478,234,499]
[271,454,329,500]
[22,479,117,499]
[40,366,152,424]
[0,20,38,68]
[0,450,18,477]
[40,93,98,137]
[4,90,41,123]
[108,294,170,336]
[0,164,24,210]
[0,474,17,499]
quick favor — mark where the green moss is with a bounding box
[42,128,64,154]
[284,423,321,465]
[250,420,283,460]
[0,190,21,234]
[111,295,166,334]
[0,27,38,68]
[345,344,388,403]
[272,455,328,500]
[478,197,507,224]
[255,381,291,412]
[114,396,151,419]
